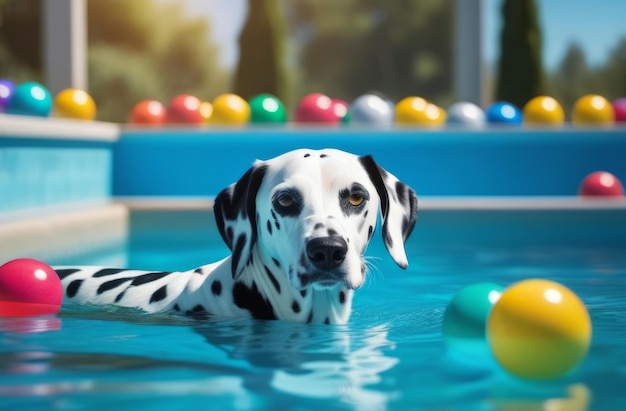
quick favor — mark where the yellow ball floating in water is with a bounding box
[211,93,250,125]
[54,88,96,120]
[523,96,564,126]
[572,94,615,125]
[487,279,592,380]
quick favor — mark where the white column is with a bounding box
[454,0,484,106]
[42,0,88,95]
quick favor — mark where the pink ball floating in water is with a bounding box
[0,258,63,317]
[578,171,625,198]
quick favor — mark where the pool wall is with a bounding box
[0,114,126,263]
[114,127,626,197]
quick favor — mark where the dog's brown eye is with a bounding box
[349,193,364,206]
[278,195,294,208]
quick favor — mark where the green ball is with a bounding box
[249,94,287,124]
[442,282,504,341]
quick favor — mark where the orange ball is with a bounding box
[54,88,96,120]
[129,100,166,125]
[523,96,565,125]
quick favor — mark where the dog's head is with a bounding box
[214,149,417,291]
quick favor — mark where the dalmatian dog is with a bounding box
[55,149,418,324]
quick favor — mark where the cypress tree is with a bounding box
[495,0,546,108]
[234,0,287,104]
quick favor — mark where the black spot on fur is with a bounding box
[324,317,330,325]
[93,268,125,277]
[194,268,204,275]
[66,279,83,298]
[173,304,180,312]
[131,272,171,286]
[304,153,311,158]
[327,228,338,236]
[264,266,281,294]
[339,291,346,304]
[233,281,277,320]
[231,234,247,277]
[55,269,80,280]
[300,289,307,298]
[320,154,328,158]
[368,225,374,240]
[185,304,208,317]
[363,210,369,219]
[267,219,273,235]
[292,301,301,313]
[115,291,125,303]
[272,258,280,268]
[270,210,280,230]
[150,285,167,303]
[314,223,324,231]
[98,277,133,294]
[211,280,222,296]
[306,311,313,324]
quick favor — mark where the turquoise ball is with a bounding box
[6,82,52,117]
[442,282,504,341]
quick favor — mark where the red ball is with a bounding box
[613,98,626,122]
[0,258,63,317]
[578,171,625,197]
[129,100,166,125]
[295,93,339,123]
[165,94,204,124]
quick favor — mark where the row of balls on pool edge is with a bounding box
[2,79,626,125]
[0,257,591,381]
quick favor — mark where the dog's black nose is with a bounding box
[306,236,348,270]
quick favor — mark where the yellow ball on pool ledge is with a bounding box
[523,96,564,125]
[572,94,615,125]
[53,88,96,120]
[487,279,592,380]
[210,93,250,124]
[395,96,446,126]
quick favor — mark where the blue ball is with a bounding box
[348,94,394,125]
[0,79,15,112]
[486,101,522,124]
[446,102,486,127]
[6,82,52,117]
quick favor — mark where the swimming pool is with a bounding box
[2,203,626,410]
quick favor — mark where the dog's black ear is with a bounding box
[359,155,418,269]
[214,163,268,279]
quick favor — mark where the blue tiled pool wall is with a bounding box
[113,127,626,197]
[0,141,112,214]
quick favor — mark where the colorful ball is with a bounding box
[613,98,626,122]
[199,101,213,123]
[249,94,286,124]
[129,100,166,125]
[165,94,204,124]
[0,258,63,317]
[348,93,394,125]
[523,96,565,126]
[0,79,15,111]
[572,94,615,125]
[578,171,624,197]
[295,93,338,123]
[487,279,592,379]
[395,96,446,126]
[331,99,349,123]
[486,102,522,124]
[5,81,52,117]
[442,282,504,342]
[446,102,486,127]
[53,88,96,121]
[211,93,250,125]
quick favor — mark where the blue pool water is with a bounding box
[1,207,626,410]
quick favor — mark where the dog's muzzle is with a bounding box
[301,236,349,287]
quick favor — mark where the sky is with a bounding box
[177,0,626,72]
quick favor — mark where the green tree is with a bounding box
[286,0,453,106]
[234,0,288,104]
[547,43,589,117]
[495,0,545,108]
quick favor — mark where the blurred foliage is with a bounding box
[234,0,288,104]
[547,39,626,119]
[495,0,546,108]
[0,0,229,122]
[284,0,454,106]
